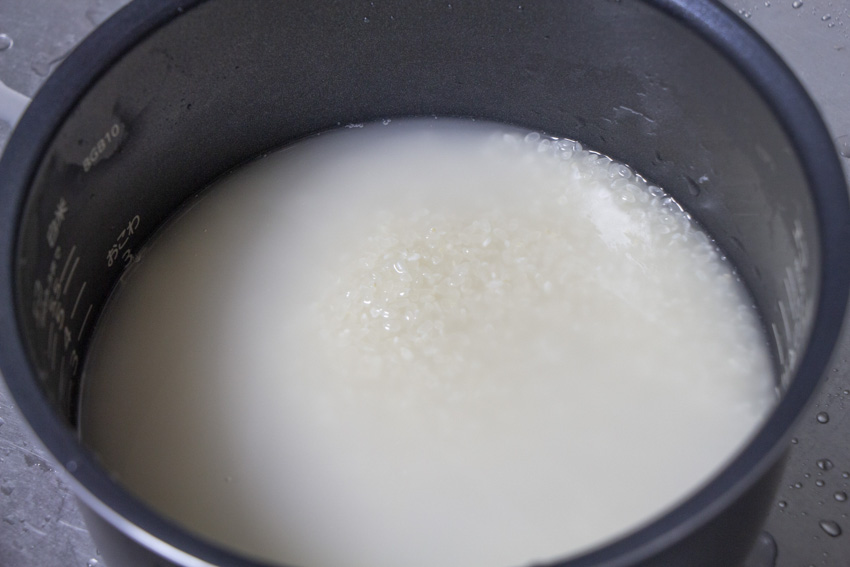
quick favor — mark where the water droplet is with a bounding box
[817,480,826,487]
[794,482,804,489]
[834,491,847,502]
[85,8,110,25]
[0,34,12,51]
[805,473,811,479]
[819,519,842,537]
[30,40,76,77]
[382,118,391,126]
[764,0,771,5]
[818,459,834,471]
[817,411,830,423]
[791,437,799,444]
[792,0,803,8]
[87,559,99,567]
[843,472,850,479]
[22,453,52,472]
[822,14,832,21]
[738,8,752,18]
[778,500,788,508]
[743,531,778,567]
[836,135,850,159]
[363,16,370,23]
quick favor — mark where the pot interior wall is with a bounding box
[15,0,816,424]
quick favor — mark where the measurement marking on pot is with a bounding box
[68,349,79,375]
[46,198,68,248]
[63,255,80,296]
[77,304,93,342]
[50,327,59,370]
[778,300,792,346]
[62,327,71,351]
[107,214,141,267]
[47,322,55,365]
[58,245,76,292]
[71,282,86,320]
[772,323,786,369]
[784,267,800,318]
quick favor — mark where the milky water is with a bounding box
[80,119,776,567]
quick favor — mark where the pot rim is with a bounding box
[1,1,848,566]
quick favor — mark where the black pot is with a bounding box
[1,1,848,566]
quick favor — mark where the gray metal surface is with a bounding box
[0,1,849,566]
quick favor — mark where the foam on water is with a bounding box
[80,119,776,567]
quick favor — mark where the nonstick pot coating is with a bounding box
[1,1,848,566]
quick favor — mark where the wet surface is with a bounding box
[1,0,850,565]
[0,383,103,566]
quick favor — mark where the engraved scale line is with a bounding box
[71,281,86,320]
[77,304,93,342]
[58,245,76,289]
[63,256,80,296]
